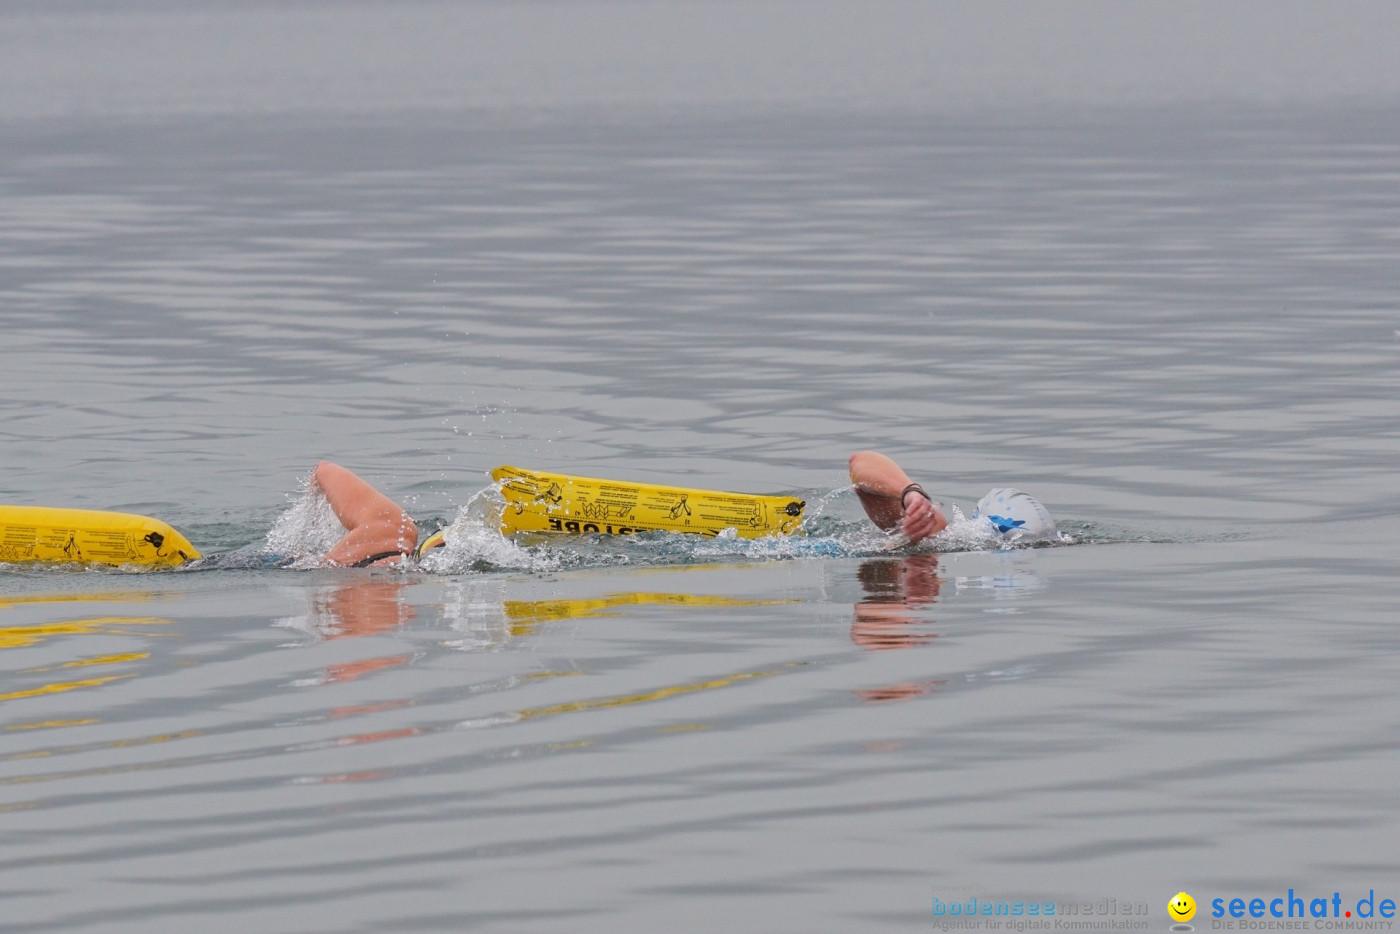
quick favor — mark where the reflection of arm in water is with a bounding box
[850,556,947,701]
[851,555,941,650]
[848,450,946,542]
[312,461,418,567]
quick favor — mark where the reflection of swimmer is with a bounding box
[319,450,1055,566]
[274,579,416,689]
[850,554,949,702]
[855,680,944,703]
[850,555,941,650]
[275,579,417,640]
[313,580,416,639]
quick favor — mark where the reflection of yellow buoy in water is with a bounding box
[0,616,174,706]
[0,591,156,610]
[490,466,805,539]
[438,579,803,650]
[0,616,174,651]
[0,506,199,568]
[502,591,797,637]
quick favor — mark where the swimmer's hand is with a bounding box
[848,452,947,545]
[898,486,946,543]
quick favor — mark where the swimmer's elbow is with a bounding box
[849,450,878,482]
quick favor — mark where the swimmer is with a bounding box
[848,450,1057,544]
[312,461,419,567]
[847,450,948,544]
[313,450,1053,565]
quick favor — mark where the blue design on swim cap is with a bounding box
[986,515,1026,533]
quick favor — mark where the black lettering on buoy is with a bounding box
[564,520,581,533]
[582,523,599,533]
[548,518,563,531]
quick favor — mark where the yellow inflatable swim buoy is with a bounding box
[491,466,805,539]
[0,505,200,568]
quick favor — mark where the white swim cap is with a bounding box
[973,488,1057,542]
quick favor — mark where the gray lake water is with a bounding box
[2,71,1399,934]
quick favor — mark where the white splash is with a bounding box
[262,470,345,566]
[418,482,555,575]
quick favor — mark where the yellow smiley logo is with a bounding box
[1168,892,1197,923]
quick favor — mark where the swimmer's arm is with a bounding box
[848,451,946,543]
[312,461,418,566]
